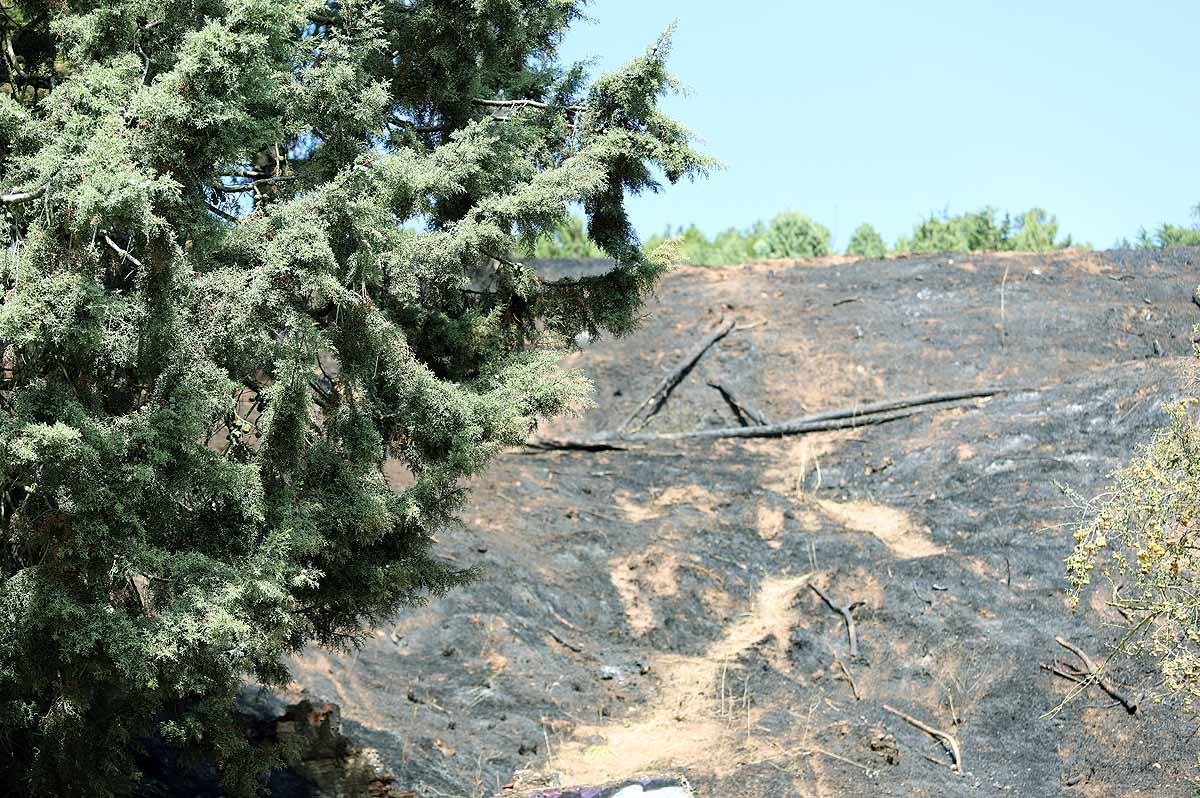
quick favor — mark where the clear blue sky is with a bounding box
[558,1,1200,250]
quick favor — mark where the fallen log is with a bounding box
[526,387,1008,451]
[779,386,1008,426]
[618,317,736,432]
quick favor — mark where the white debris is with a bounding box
[611,785,693,798]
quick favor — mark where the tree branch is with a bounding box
[708,380,769,426]
[474,98,587,113]
[213,175,297,193]
[204,201,241,223]
[811,583,865,658]
[1054,636,1138,714]
[883,703,962,775]
[527,387,1009,450]
[1,182,49,205]
[619,317,736,432]
[104,235,144,269]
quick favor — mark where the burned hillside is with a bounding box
[284,247,1200,797]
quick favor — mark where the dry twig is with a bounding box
[882,703,963,775]
[1054,636,1138,714]
[810,583,864,658]
[834,657,862,701]
[1040,661,1087,684]
[104,235,144,269]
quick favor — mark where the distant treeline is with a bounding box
[1116,204,1200,249]
[527,205,1200,266]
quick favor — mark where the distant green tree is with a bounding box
[530,215,606,259]
[1136,206,1200,248]
[894,207,1070,254]
[1153,225,1200,247]
[754,212,831,259]
[645,221,765,267]
[845,223,887,258]
[710,223,766,264]
[675,224,717,263]
[1005,208,1070,252]
[0,2,708,795]
[897,208,1008,252]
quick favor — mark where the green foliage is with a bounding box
[528,215,606,259]
[1136,205,1200,248]
[648,205,1075,268]
[0,3,709,795]
[650,211,838,267]
[894,207,1071,254]
[1007,207,1072,251]
[1067,390,1200,706]
[845,223,887,258]
[894,208,1006,253]
[754,211,831,259]
[645,221,765,266]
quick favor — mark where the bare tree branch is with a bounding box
[474,98,586,113]
[620,318,736,432]
[528,387,1009,451]
[883,704,963,775]
[213,175,297,193]
[0,182,49,205]
[104,235,144,269]
[204,201,241,224]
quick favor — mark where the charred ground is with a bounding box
[284,248,1200,797]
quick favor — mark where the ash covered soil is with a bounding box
[285,248,1200,797]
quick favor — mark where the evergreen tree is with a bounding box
[1135,204,1200,248]
[894,207,1071,254]
[753,212,830,259]
[0,2,709,795]
[1004,207,1069,252]
[845,223,886,258]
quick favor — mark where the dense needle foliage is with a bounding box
[844,222,886,258]
[752,211,830,259]
[0,2,709,794]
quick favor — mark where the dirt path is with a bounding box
[543,574,813,782]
